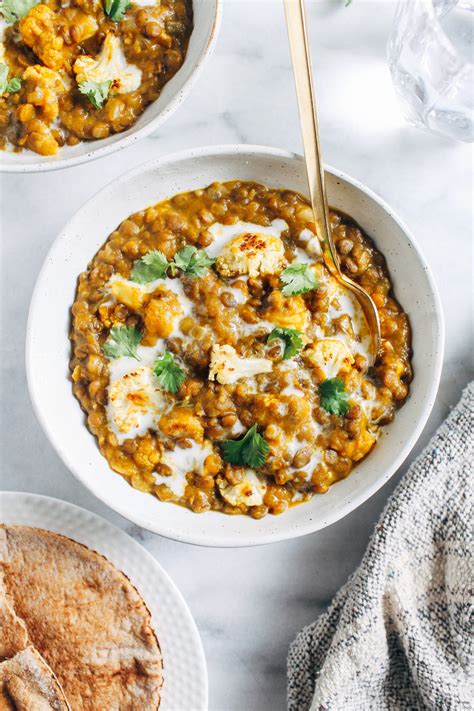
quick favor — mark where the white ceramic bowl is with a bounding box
[26,145,444,547]
[0,1,221,173]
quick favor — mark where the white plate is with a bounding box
[26,144,444,547]
[0,0,221,173]
[0,491,208,711]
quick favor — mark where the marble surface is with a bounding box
[0,1,472,709]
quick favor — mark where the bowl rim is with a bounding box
[0,0,222,174]
[25,144,445,546]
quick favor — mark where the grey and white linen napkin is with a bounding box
[288,382,473,711]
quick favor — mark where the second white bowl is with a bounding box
[1,1,221,173]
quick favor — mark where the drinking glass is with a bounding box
[387,0,474,142]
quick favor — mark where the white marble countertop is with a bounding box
[0,1,472,709]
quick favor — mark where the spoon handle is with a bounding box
[283,0,336,276]
[284,0,381,363]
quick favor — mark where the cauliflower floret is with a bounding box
[20,4,97,71]
[22,65,65,124]
[20,5,64,70]
[143,287,184,343]
[209,344,273,385]
[218,469,266,507]
[215,232,287,278]
[20,3,98,69]
[22,119,59,156]
[303,339,355,380]
[107,366,167,443]
[74,34,142,95]
[263,289,309,332]
[159,407,204,443]
[17,65,67,155]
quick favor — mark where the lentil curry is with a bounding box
[0,0,192,156]
[70,181,412,518]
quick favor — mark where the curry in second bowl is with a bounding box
[0,0,192,156]
[70,180,412,518]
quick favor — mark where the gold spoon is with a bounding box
[283,0,381,365]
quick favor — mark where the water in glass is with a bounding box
[387,0,474,142]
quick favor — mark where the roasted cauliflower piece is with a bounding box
[20,5,66,71]
[22,120,59,156]
[303,339,355,380]
[216,232,286,278]
[263,289,309,332]
[107,366,167,443]
[143,287,184,342]
[209,344,273,385]
[74,34,142,95]
[159,407,204,443]
[20,4,98,71]
[218,469,266,507]
[22,65,65,124]
[17,65,67,155]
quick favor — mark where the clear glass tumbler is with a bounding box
[387,0,474,142]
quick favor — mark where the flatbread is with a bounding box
[0,526,163,710]
[0,646,70,711]
[0,586,29,661]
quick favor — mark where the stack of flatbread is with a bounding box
[0,525,163,710]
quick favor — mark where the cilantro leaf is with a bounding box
[0,63,22,94]
[0,0,37,23]
[281,261,318,296]
[153,351,185,394]
[171,246,215,279]
[6,75,21,93]
[131,250,169,284]
[220,425,269,468]
[318,377,350,416]
[103,325,142,360]
[267,327,303,360]
[78,80,111,110]
[104,0,131,21]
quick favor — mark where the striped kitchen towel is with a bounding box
[288,381,473,711]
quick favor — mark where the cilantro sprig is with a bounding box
[153,351,185,394]
[104,0,131,21]
[103,325,142,360]
[318,377,350,416]
[281,261,318,296]
[0,63,22,95]
[131,250,169,284]
[220,425,269,468]
[130,246,215,284]
[170,246,216,279]
[78,80,111,110]
[0,0,37,22]
[267,327,303,360]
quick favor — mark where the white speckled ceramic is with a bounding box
[0,1,221,173]
[0,492,208,710]
[25,145,444,547]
